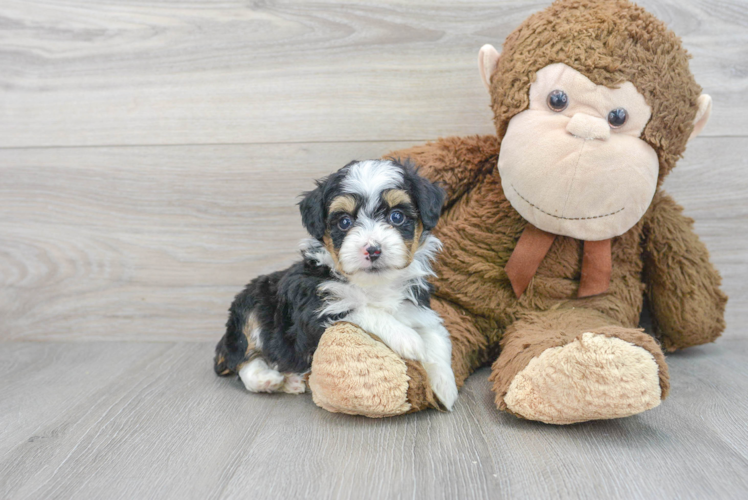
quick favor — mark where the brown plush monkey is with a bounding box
[308,0,727,423]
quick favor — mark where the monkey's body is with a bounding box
[393,135,724,421]
[305,0,727,423]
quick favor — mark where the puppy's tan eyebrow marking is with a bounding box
[328,195,357,214]
[382,189,412,208]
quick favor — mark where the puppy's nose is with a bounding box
[365,245,382,262]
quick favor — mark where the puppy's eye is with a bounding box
[337,216,353,231]
[388,210,405,226]
[547,90,568,112]
[608,108,628,128]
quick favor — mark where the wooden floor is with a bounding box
[1,340,747,499]
[1,1,747,498]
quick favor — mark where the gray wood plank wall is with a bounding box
[1,0,746,342]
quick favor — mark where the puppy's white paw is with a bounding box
[243,370,285,393]
[282,373,307,394]
[239,359,285,393]
[424,362,458,411]
[386,331,426,362]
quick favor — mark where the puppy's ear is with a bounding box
[415,177,445,231]
[299,163,354,240]
[299,181,327,240]
[397,159,445,231]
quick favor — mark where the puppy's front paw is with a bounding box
[239,360,285,393]
[386,331,426,362]
[282,373,307,394]
[424,362,458,411]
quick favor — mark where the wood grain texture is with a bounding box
[0,0,746,148]
[0,140,414,340]
[1,340,747,500]
[1,2,745,498]
[1,137,744,341]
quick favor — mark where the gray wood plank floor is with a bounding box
[1,0,747,498]
[2,340,747,500]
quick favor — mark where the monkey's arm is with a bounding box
[642,191,727,352]
[388,135,499,207]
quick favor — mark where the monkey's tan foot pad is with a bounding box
[502,332,662,425]
[308,322,441,418]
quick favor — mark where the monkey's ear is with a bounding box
[479,44,501,91]
[689,94,712,141]
[298,182,327,240]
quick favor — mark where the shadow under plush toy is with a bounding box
[308,0,728,423]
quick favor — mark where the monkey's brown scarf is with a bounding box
[505,224,611,298]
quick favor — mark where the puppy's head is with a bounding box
[299,159,444,282]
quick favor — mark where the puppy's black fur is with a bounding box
[299,159,443,241]
[214,260,344,375]
[214,159,444,378]
[394,158,445,232]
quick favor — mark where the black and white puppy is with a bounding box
[214,159,458,409]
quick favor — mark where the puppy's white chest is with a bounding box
[362,287,407,312]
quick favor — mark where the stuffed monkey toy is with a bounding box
[308,0,727,424]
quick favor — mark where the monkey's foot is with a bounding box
[499,332,664,424]
[308,322,442,417]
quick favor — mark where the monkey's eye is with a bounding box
[388,210,405,226]
[547,90,568,111]
[608,108,628,128]
[337,216,353,231]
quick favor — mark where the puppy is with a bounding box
[214,159,458,410]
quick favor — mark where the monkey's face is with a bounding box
[498,63,659,241]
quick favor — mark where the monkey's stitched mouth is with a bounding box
[511,184,625,221]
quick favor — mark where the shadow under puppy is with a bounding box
[214,159,458,409]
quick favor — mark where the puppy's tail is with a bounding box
[214,336,235,376]
[215,284,261,377]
